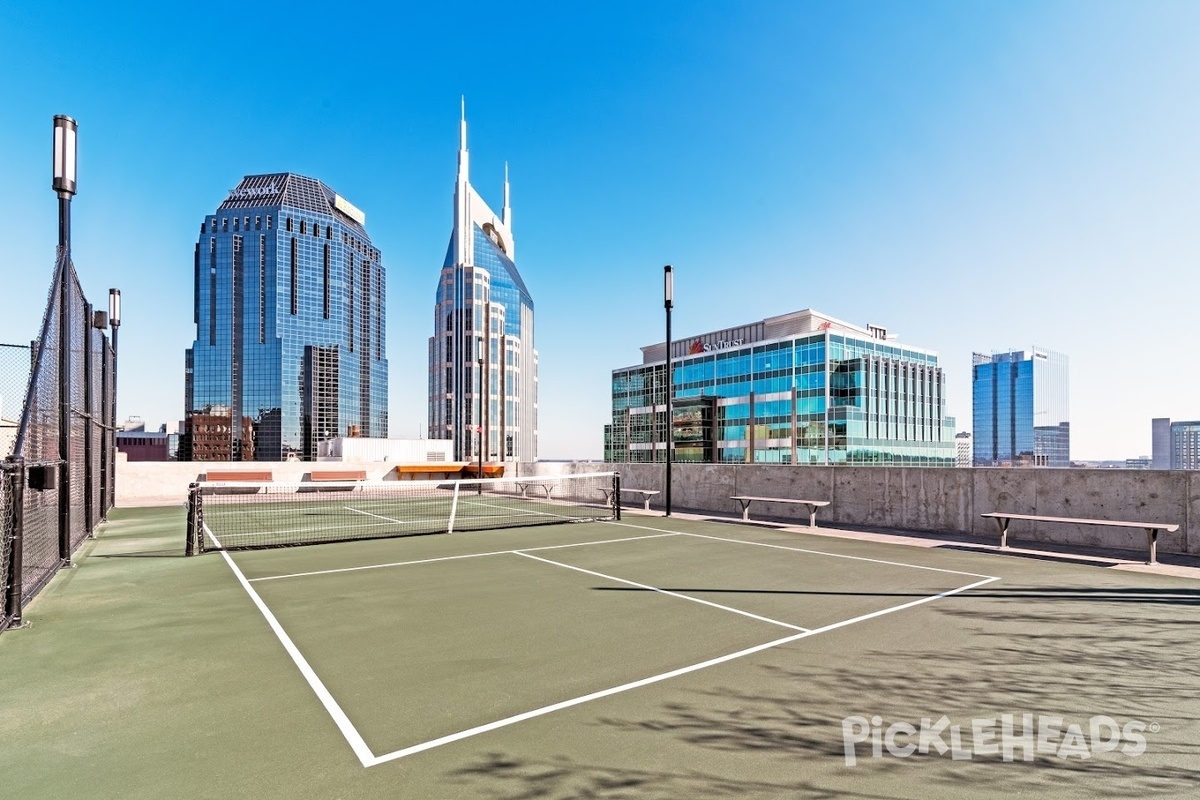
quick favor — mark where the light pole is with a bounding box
[663,264,673,517]
[477,338,485,494]
[53,114,77,564]
[109,288,121,424]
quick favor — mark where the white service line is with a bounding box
[514,551,810,632]
[248,532,681,582]
[599,519,995,579]
[367,574,1001,766]
[345,507,409,525]
[207,525,376,768]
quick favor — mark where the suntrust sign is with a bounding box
[687,338,744,355]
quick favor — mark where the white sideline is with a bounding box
[206,525,376,768]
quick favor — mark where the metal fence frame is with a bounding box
[1,251,116,631]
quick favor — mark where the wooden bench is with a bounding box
[309,470,367,482]
[306,470,368,492]
[205,470,273,483]
[981,512,1180,565]
[732,496,830,528]
[598,487,661,512]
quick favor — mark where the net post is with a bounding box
[185,482,199,556]
[4,457,27,629]
[613,472,622,521]
[447,480,460,534]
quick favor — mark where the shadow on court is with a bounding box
[445,597,1200,799]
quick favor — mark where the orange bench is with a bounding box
[205,470,273,482]
[310,470,368,481]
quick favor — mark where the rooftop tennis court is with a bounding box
[3,498,1199,799]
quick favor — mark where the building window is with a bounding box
[290,238,298,315]
[300,220,307,235]
[222,218,228,232]
[266,215,272,230]
[233,217,240,231]
[255,216,261,230]
[286,217,293,232]
[322,243,330,320]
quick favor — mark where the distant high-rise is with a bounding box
[955,431,972,468]
[1151,418,1200,470]
[972,347,1068,467]
[428,106,537,463]
[185,173,387,461]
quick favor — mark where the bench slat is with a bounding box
[310,470,368,482]
[980,513,1177,531]
[206,471,273,482]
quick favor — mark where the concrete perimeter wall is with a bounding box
[114,457,1199,556]
[525,462,1200,557]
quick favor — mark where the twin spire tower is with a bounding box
[429,101,538,463]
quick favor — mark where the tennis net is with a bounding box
[185,471,621,554]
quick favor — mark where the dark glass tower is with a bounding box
[184,173,387,461]
[972,347,1068,467]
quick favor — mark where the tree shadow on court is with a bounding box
[448,588,1200,798]
[447,752,882,800]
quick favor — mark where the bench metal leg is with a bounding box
[993,517,1009,548]
[642,496,651,512]
[805,503,817,528]
[1146,528,1158,565]
[738,500,752,522]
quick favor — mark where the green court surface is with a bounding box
[2,506,1198,799]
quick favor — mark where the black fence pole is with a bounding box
[83,302,94,535]
[98,335,109,519]
[57,249,72,565]
[4,457,26,629]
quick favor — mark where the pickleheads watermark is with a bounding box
[841,714,1156,766]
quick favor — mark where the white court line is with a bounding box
[206,525,376,768]
[599,519,995,579]
[248,532,681,582]
[514,551,810,632]
[345,507,409,526]
[366,573,1001,766]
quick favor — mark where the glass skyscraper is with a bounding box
[971,347,1068,467]
[184,173,387,461]
[605,310,956,466]
[428,108,537,463]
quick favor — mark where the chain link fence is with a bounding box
[2,251,116,631]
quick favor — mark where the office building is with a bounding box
[605,309,956,466]
[972,347,1068,467]
[185,173,387,461]
[1151,418,1200,470]
[428,108,537,463]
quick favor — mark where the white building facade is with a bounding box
[428,106,538,463]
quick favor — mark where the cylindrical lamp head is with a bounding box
[663,265,673,309]
[109,288,121,327]
[52,115,78,197]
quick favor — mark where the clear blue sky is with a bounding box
[2,1,1197,460]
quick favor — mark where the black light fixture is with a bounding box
[664,265,673,517]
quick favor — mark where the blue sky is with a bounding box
[2,1,1197,460]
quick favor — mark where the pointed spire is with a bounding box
[502,161,511,227]
[459,95,467,151]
